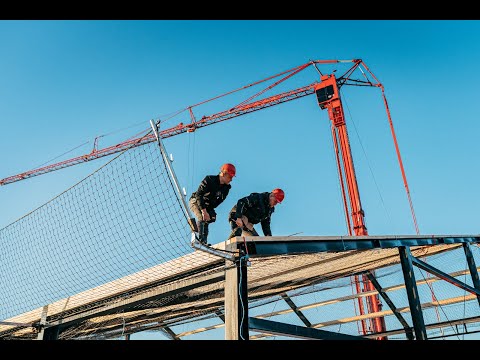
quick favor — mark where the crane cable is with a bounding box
[341,86,449,338]
[376,85,447,332]
[352,64,448,335]
[355,64,445,332]
[340,90,395,231]
[378,88,420,235]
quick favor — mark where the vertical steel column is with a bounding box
[398,246,427,340]
[462,242,480,307]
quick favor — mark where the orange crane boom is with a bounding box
[0,59,358,187]
[0,83,318,187]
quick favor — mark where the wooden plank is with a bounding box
[0,243,227,332]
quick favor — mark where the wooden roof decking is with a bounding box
[1,235,478,339]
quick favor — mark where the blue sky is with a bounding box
[1,20,480,339]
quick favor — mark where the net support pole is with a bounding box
[150,120,197,232]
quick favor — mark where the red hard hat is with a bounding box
[220,163,236,177]
[272,188,285,203]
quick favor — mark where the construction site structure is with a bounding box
[0,59,425,339]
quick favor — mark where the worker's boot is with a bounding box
[198,221,209,246]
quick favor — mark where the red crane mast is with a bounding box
[315,73,387,338]
[0,59,419,339]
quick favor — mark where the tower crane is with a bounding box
[0,59,420,339]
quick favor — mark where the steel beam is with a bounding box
[411,257,480,297]
[365,271,414,340]
[462,243,480,307]
[243,235,480,255]
[160,326,180,340]
[280,293,312,328]
[249,317,370,340]
[398,246,427,340]
[365,315,480,339]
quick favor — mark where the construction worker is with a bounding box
[189,163,236,245]
[227,188,285,239]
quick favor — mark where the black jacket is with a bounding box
[190,175,231,210]
[230,192,274,236]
